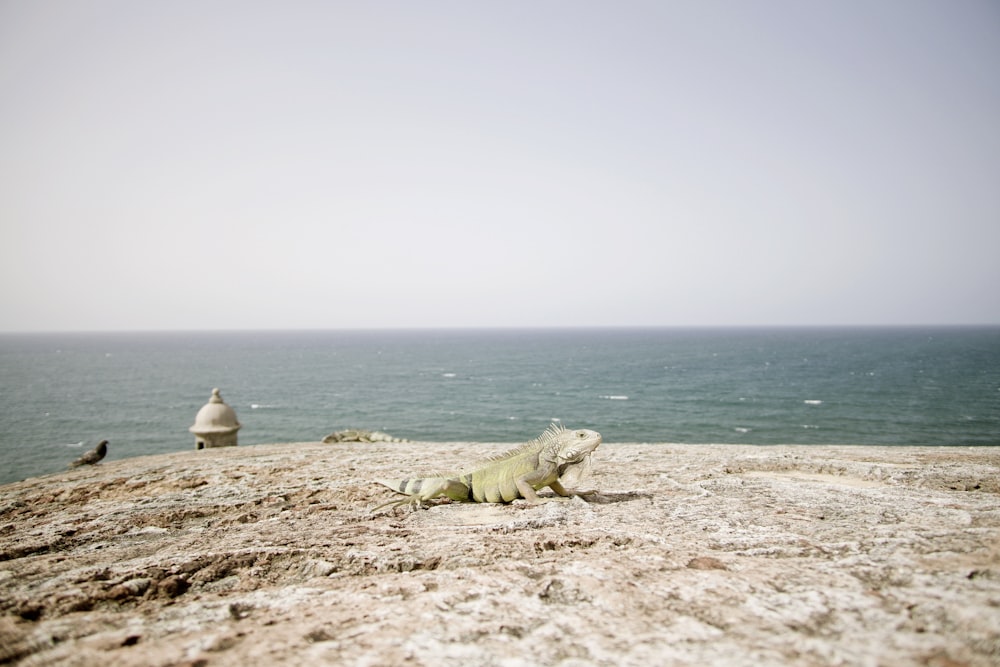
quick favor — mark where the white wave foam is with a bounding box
[600,395,629,400]
[441,373,457,378]
[250,404,277,410]
[802,424,819,429]
[734,427,751,433]
[803,400,823,405]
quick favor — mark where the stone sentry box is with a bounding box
[189,388,241,449]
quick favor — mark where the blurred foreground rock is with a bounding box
[1,442,998,666]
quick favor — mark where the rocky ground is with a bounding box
[0,441,998,666]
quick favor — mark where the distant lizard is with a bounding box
[322,429,407,443]
[373,424,601,510]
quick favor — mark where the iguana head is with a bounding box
[557,428,602,463]
[553,428,602,491]
[538,425,602,467]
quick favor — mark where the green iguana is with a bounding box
[373,424,601,510]
[322,429,407,444]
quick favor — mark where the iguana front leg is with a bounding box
[515,477,544,503]
[548,480,597,498]
[512,458,597,503]
[514,463,560,504]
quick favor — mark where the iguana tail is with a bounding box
[372,476,472,511]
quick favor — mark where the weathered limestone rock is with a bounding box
[0,443,997,666]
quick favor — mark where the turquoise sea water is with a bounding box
[1,327,998,485]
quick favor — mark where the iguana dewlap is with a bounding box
[374,424,601,510]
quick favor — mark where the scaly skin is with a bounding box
[373,424,601,510]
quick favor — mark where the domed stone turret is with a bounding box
[190,388,241,449]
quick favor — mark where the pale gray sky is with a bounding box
[1,0,998,331]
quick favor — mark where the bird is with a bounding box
[69,440,108,468]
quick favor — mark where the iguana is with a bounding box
[373,424,601,510]
[322,429,407,444]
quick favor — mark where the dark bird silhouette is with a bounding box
[70,440,108,468]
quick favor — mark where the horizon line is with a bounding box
[2,323,999,336]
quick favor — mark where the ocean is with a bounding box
[1,327,998,485]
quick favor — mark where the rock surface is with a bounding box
[1,442,998,666]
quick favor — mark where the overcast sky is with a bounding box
[1,1,998,331]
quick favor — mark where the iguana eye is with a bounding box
[577,431,586,438]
